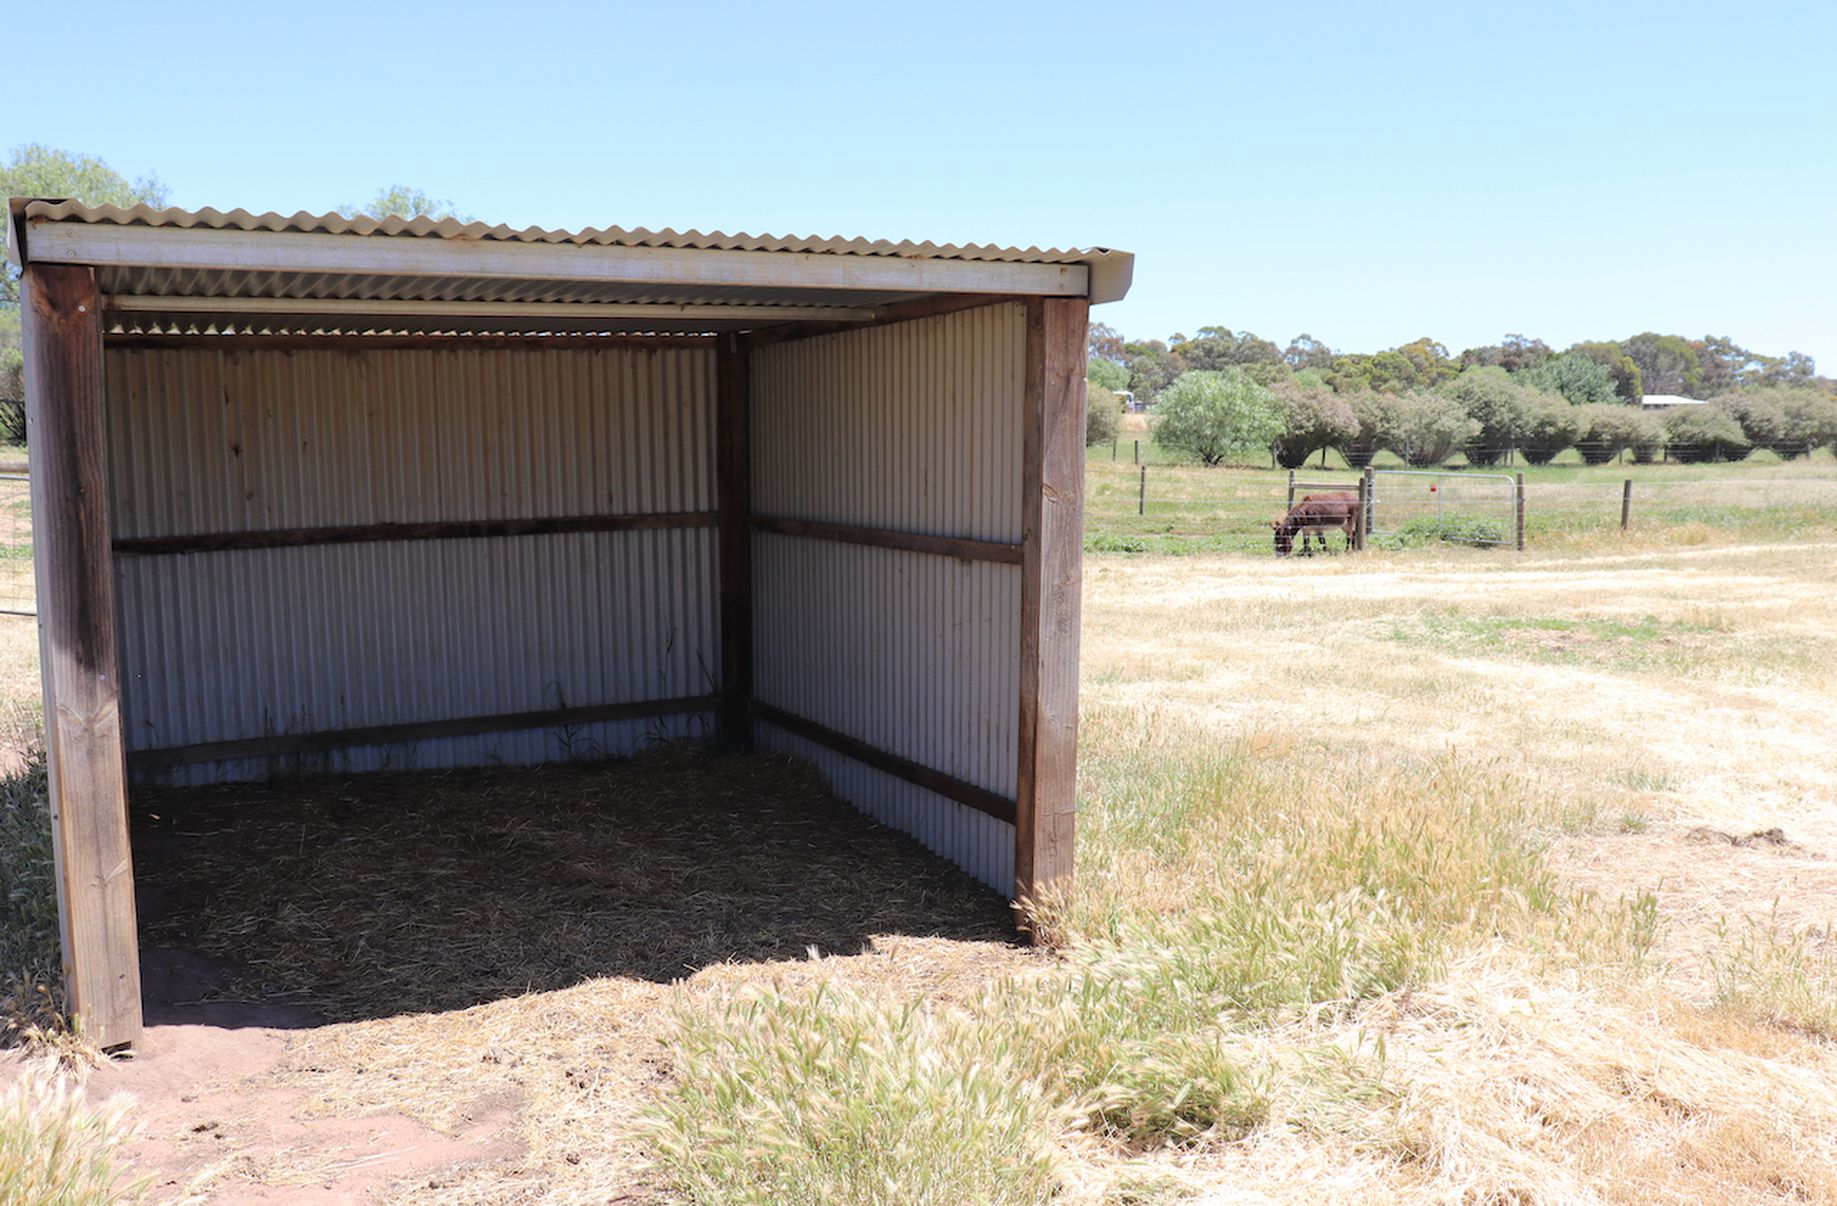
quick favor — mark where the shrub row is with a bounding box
[1262,372,1837,470]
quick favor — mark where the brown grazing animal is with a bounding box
[1271,491,1361,556]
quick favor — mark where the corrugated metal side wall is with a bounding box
[104,344,718,783]
[750,303,1025,892]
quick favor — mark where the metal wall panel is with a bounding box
[104,344,717,782]
[750,304,1026,892]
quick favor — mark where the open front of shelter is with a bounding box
[8,199,1132,1048]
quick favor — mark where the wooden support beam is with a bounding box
[112,510,717,557]
[22,264,141,1049]
[717,335,753,748]
[26,221,1090,299]
[105,334,711,352]
[753,703,1016,824]
[744,293,1027,348]
[749,515,1022,565]
[126,695,718,771]
[104,295,877,324]
[1014,297,1089,923]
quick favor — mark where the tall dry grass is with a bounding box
[647,707,1668,1202]
[0,1065,144,1205]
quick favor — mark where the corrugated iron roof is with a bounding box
[13,199,1123,268]
[9,198,1132,336]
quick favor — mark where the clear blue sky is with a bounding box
[9,1,1833,368]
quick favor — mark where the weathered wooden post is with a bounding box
[1362,465,1376,538]
[1621,479,1633,532]
[1286,468,1296,509]
[1138,464,1146,516]
[1515,472,1527,551]
[22,263,142,1049]
[1354,473,1369,552]
[1016,297,1087,927]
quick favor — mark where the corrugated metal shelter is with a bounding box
[7,199,1131,1048]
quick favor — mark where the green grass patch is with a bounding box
[0,755,70,1052]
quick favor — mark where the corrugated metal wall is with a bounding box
[751,304,1025,892]
[104,344,718,783]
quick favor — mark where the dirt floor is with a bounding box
[22,749,1029,1203]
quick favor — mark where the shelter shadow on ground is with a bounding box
[129,745,1019,1026]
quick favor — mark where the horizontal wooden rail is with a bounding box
[113,511,718,556]
[104,334,717,352]
[126,694,719,771]
[750,515,1022,565]
[745,294,1027,348]
[752,702,1016,824]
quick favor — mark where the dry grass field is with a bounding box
[6,492,1837,1202]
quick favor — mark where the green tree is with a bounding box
[1622,333,1703,397]
[343,185,469,221]
[1516,394,1582,464]
[1172,326,1283,371]
[1,144,169,307]
[1573,404,1663,464]
[1283,333,1335,370]
[1714,387,1837,458]
[1152,369,1283,466]
[1268,379,1357,469]
[1523,353,1618,406]
[1333,390,1387,468]
[1087,322,1126,363]
[1087,357,1130,392]
[1568,341,1643,402]
[1086,385,1122,447]
[1378,391,1480,467]
[1395,337,1457,387]
[1326,350,1423,395]
[1437,366,1537,465]
[1123,340,1186,405]
[1664,405,1749,462]
[1459,334,1553,374]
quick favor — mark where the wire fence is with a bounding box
[0,473,33,615]
[1093,460,1837,556]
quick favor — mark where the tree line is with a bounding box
[1086,324,1837,469]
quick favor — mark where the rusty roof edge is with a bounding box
[6,197,34,271]
[11,198,1131,272]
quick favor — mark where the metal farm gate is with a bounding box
[1368,469,1522,548]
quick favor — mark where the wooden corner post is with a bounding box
[1016,297,1088,925]
[716,334,753,748]
[23,264,141,1049]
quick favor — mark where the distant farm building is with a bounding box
[1639,394,1707,410]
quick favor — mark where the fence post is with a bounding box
[1286,469,1296,509]
[1621,479,1632,532]
[1138,464,1146,516]
[1354,472,1368,552]
[1515,472,1526,551]
[1112,437,1118,461]
[1362,465,1376,537]
[1133,439,1139,465]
